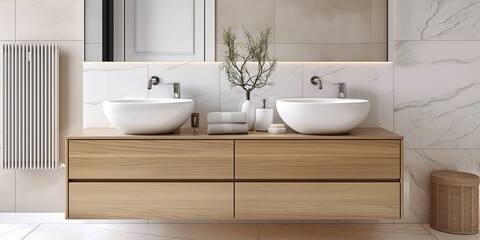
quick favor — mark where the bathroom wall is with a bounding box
[84,62,394,131]
[394,0,480,223]
[0,0,83,212]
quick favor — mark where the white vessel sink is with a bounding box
[276,98,370,134]
[103,98,194,134]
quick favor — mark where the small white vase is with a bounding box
[241,100,256,130]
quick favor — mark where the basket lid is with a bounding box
[431,171,480,187]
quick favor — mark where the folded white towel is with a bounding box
[207,112,247,124]
[207,123,249,135]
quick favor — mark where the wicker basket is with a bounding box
[431,171,480,235]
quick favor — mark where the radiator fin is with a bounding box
[1,44,59,170]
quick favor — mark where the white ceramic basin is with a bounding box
[276,98,370,134]
[103,98,194,134]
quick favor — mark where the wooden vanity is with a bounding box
[65,128,403,220]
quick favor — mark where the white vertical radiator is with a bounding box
[1,44,59,169]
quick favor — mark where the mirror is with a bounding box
[85,0,391,62]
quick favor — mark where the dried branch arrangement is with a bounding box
[220,27,278,100]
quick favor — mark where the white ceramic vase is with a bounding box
[241,100,256,131]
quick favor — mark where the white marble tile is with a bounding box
[220,63,303,124]
[0,170,15,212]
[302,62,394,131]
[422,224,480,240]
[396,149,480,224]
[148,63,220,128]
[0,224,39,240]
[0,0,15,40]
[16,0,84,41]
[83,62,149,128]
[15,170,65,212]
[394,41,480,148]
[395,0,480,41]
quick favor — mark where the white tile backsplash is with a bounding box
[148,62,221,127]
[84,62,391,128]
[302,62,394,131]
[83,62,149,128]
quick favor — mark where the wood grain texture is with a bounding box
[66,128,403,140]
[69,182,234,219]
[236,140,401,180]
[400,140,404,218]
[69,140,233,179]
[235,183,400,219]
[65,140,70,219]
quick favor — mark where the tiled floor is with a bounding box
[0,223,478,240]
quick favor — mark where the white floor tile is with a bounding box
[0,224,39,240]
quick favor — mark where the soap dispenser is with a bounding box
[255,99,274,132]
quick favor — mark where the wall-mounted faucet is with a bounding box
[147,76,160,90]
[310,76,347,98]
[167,83,181,99]
[334,82,347,98]
[310,76,323,89]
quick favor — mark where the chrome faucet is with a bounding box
[310,76,323,89]
[167,83,181,99]
[147,76,160,90]
[334,82,347,98]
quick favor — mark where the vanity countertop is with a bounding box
[67,127,403,140]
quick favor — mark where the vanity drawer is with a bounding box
[68,140,233,179]
[235,182,400,219]
[235,140,401,180]
[68,182,233,219]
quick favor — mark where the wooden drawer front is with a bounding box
[236,140,400,180]
[69,183,233,219]
[235,183,400,219]
[69,140,233,179]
